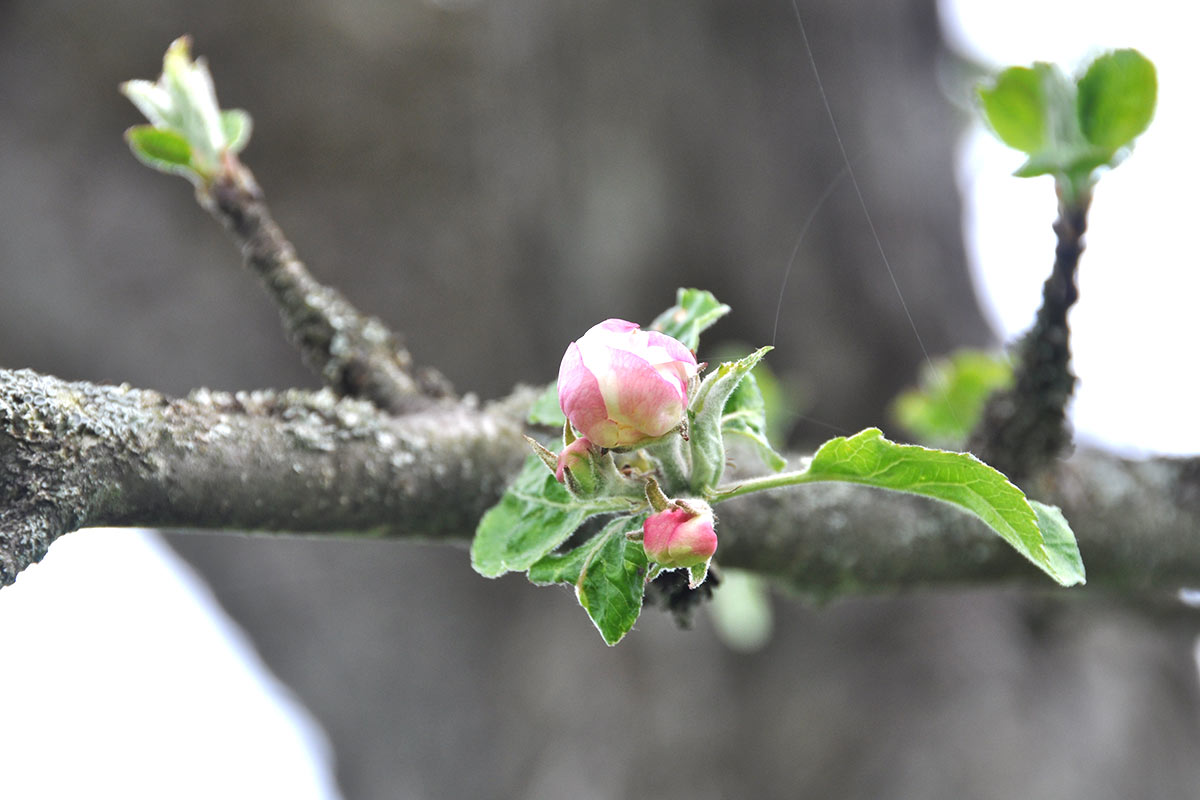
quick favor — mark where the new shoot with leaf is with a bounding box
[121,36,253,187]
[977,48,1156,208]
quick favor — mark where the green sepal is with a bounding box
[644,476,671,512]
[687,561,710,590]
[650,288,731,352]
[528,515,650,645]
[524,435,559,475]
[688,347,773,492]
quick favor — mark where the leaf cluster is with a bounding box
[472,292,1085,645]
[977,49,1156,203]
[121,37,253,184]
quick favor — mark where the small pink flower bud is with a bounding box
[555,436,593,483]
[642,502,717,569]
[558,319,698,449]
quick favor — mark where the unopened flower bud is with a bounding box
[642,501,717,569]
[558,319,698,449]
[555,436,593,483]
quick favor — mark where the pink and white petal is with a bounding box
[668,517,718,564]
[575,341,623,409]
[644,330,697,366]
[558,343,617,446]
[594,319,640,335]
[604,349,688,438]
[643,509,689,560]
[651,361,690,397]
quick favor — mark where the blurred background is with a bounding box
[2,0,1198,797]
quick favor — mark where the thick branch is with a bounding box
[204,163,452,412]
[4,367,1200,597]
[0,368,527,586]
[969,197,1090,481]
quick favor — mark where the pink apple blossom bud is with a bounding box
[555,436,593,483]
[642,502,717,569]
[557,319,698,449]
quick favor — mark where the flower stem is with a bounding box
[708,466,816,504]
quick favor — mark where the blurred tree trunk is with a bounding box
[3,1,1197,798]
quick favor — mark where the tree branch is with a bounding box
[203,161,452,412]
[4,367,1199,597]
[0,368,528,586]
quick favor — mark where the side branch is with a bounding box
[205,163,452,412]
[969,196,1090,481]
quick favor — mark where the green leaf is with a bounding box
[220,108,253,154]
[722,371,786,471]
[649,288,731,351]
[806,428,1072,585]
[527,382,566,427]
[125,125,195,177]
[978,65,1049,154]
[891,349,1013,448]
[1077,49,1156,151]
[529,516,650,645]
[1030,501,1086,587]
[471,456,594,577]
[688,347,773,492]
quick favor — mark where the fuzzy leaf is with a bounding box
[650,288,731,352]
[1031,501,1086,586]
[527,382,567,427]
[1077,48,1157,152]
[722,371,786,471]
[529,516,650,645]
[978,65,1048,154]
[220,108,253,154]
[472,456,604,577]
[806,428,1076,585]
[125,126,195,177]
[689,347,773,492]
